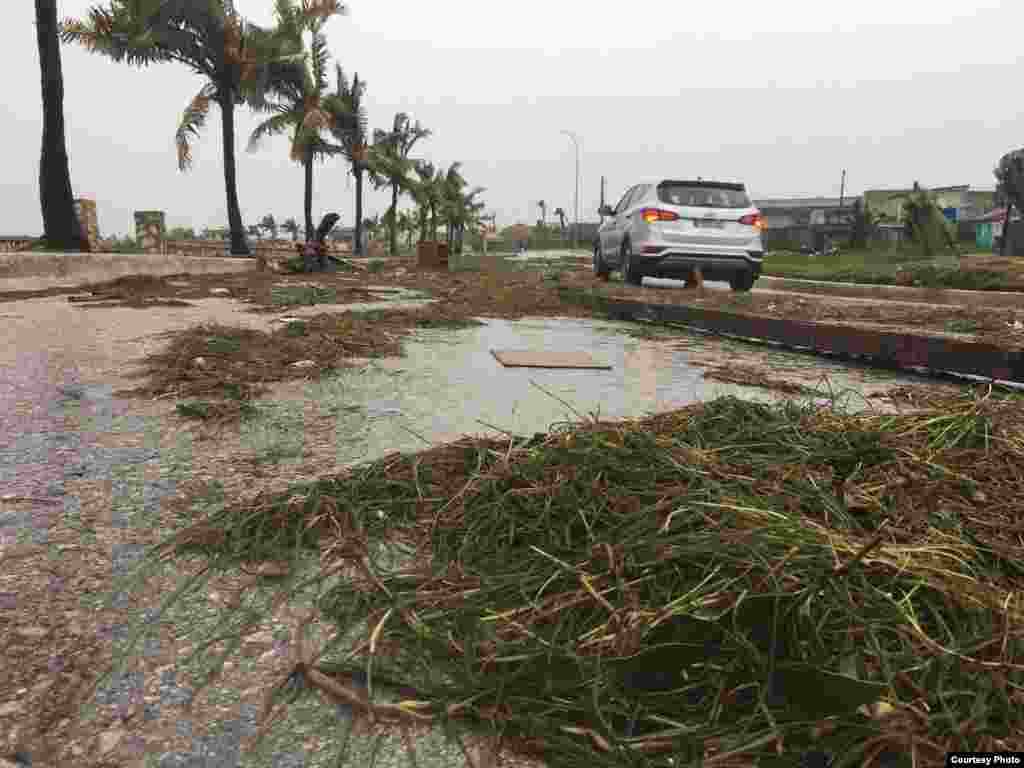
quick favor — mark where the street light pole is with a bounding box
[561,130,580,252]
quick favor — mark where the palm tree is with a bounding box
[397,209,416,250]
[441,167,485,256]
[553,206,567,237]
[36,0,88,251]
[259,213,278,240]
[281,216,300,241]
[247,9,349,242]
[893,183,956,258]
[326,68,370,255]
[409,160,437,243]
[995,149,1024,256]
[371,113,431,256]
[61,0,343,255]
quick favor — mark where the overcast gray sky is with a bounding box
[4,0,1022,238]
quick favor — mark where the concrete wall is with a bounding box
[0,251,259,292]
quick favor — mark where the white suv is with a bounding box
[595,180,765,291]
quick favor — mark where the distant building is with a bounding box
[753,197,859,251]
[754,197,860,229]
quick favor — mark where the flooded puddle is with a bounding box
[278,316,939,468]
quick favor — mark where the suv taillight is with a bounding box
[739,212,765,230]
[640,208,679,223]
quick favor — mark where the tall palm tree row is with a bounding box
[61,0,343,255]
[58,0,486,257]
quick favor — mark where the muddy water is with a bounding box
[283,316,930,468]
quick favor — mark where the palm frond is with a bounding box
[247,109,296,152]
[60,5,171,67]
[175,82,218,170]
[300,0,348,25]
[308,29,330,96]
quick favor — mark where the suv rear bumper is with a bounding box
[638,250,763,275]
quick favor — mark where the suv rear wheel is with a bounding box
[621,241,643,286]
[729,270,755,292]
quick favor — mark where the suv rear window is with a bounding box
[658,182,751,209]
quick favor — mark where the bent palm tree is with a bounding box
[61,0,343,255]
[248,15,349,241]
[37,0,88,251]
[892,183,956,258]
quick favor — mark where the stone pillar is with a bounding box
[73,199,99,250]
[134,211,166,254]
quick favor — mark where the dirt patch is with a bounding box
[959,252,1024,279]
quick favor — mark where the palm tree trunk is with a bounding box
[389,182,399,256]
[219,94,250,256]
[35,0,87,252]
[1001,202,1014,257]
[303,156,314,242]
[354,166,364,256]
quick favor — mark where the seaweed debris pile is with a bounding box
[157,389,1024,767]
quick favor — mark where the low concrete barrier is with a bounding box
[561,288,1024,385]
[0,251,259,292]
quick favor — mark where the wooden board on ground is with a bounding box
[490,349,612,369]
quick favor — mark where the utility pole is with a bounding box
[839,169,847,213]
[561,130,580,252]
